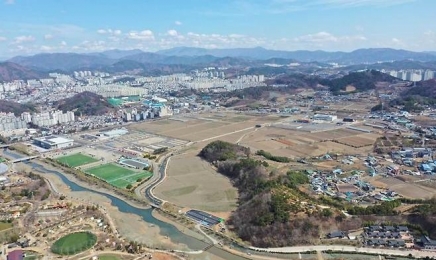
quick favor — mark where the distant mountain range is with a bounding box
[0,62,46,81]
[157,47,436,63]
[1,47,436,81]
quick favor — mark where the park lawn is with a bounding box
[57,153,98,167]
[0,221,12,231]
[51,232,97,255]
[86,164,135,182]
[124,172,152,183]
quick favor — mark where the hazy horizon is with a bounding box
[0,0,435,58]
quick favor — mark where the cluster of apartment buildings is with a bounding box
[384,69,435,82]
[0,110,75,136]
[122,98,173,122]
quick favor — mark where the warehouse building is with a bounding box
[33,135,74,149]
[313,114,338,121]
[102,128,128,138]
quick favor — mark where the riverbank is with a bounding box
[14,161,192,251]
[152,209,207,243]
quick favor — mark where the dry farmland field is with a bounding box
[239,126,380,158]
[128,113,281,142]
[369,176,436,199]
[154,152,238,214]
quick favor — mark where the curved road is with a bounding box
[135,155,171,207]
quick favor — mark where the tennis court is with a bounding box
[57,153,98,167]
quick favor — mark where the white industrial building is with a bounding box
[313,114,338,121]
[102,128,128,138]
[33,135,74,149]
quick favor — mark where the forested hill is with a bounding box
[55,91,114,116]
[322,70,399,94]
[388,79,436,112]
[198,141,352,247]
[401,79,436,98]
[0,100,37,116]
[199,141,436,247]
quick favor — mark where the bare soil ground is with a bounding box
[370,176,436,199]
[240,127,377,158]
[155,153,238,214]
[129,114,281,142]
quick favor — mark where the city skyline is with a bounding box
[0,0,435,58]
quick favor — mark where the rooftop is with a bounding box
[35,135,74,145]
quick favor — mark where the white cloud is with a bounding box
[4,0,15,4]
[40,45,53,51]
[127,30,154,40]
[175,21,182,26]
[60,41,67,46]
[44,34,53,40]
[294,32,339,43]
[113,30,122,35]
[294,31,366,43]
[97,29,107,34]
[0,36,7,42]
[13,35,35,44]
[73,40,107,51]
[167,30,178,37]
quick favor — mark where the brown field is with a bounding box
[239,127,379,158]
[336,133,380,147]
[155,152,238,213]
[371,176,436,199]
[129,114,280,142]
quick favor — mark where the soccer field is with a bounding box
[86,164,134,181]
[57,153,98,167]
[85,163,152,188]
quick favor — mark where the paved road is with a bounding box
[249,245,436,258]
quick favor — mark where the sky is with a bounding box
[0,0,435,57]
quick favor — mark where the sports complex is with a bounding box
[56,152,152,188]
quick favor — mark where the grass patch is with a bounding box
[0,221,13,231]
[123,172,152,183]
[51,232,96,255]
[163,185,198,197]
[225,116,250,122]
[57,153,98,167]
[109,179,132,189]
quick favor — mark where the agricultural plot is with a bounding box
[85,163,152,188]
[155,154,238,212]
[240,127,379,159]
[56,153,98,167]
[336,134,378,148]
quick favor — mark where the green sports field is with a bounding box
[86,163,152,188]
[57,153,98,167]
[51,232,97,255]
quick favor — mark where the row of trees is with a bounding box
[255,150,290,163]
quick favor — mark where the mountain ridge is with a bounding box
[0,62,46,82]
[3,47,436,77]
